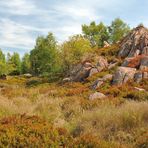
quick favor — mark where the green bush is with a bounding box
[26,78,42,87]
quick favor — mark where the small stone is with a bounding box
[134,87,146,91]
[103,74,113,81]
[89,68,98,77]
[63,78,71,82]
[108,62,118,69]
[91,79,104,89]
[89,92,106,100]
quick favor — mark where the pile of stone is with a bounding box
[112,25,148,85]
[65,56,108,82]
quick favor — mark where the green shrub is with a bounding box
[26,78,42,87]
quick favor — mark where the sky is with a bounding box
[0,0,148,56]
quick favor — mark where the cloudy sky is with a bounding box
[0,0,148,56]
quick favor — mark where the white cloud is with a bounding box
[0,19,35,50]
[54,5,100,21]
[0,0,144,55]
[0,0,36,15]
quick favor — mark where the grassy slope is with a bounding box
[0,45,147,147]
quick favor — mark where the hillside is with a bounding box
[0,25,147,148]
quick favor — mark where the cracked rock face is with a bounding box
[69,56,108,82]
[112,67,136,85]
[113,25,148,85]
[118,25,148,58]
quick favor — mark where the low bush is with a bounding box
[124,91,148,101]
[135,131,148,148]
[26,78,42,87]
[0,115,72,147]
[73,134,124,148]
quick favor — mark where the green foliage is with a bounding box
[61,35,92,73]
[0,49,5,63]
[82,22,109,47]
[26,78,42,87]
[109,18,130,43]
[0,62,7,76]
[8,52,21,75]
[30,33,61,76]
[21,53,31,74]
[0,50,7,76]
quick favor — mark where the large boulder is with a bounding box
[68,56,108,82]
[71,62,92,82]
[134,72,143,83]
[121,55,148,69]
[134,71,148,83]
[112,67,136,85]
[118,25,148,58]
[139,56,148,70]
[91,74,113,89]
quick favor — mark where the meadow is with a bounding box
[0,76,147,147]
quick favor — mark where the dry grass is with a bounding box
[72,101,148,147]
[0,76,147,147]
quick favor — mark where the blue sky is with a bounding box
[0,0,148,56]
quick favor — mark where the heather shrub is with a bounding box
[135,131,148,148]
[73,134,124,148]
[0,115,72,147]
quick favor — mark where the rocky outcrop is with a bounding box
[71,62,92,82]
[112,25,148,85]
[121,55,148,69]
[112,67,136,85]
[118,25,148,58]
[134,71,148,83]
[68,56,108,82]
[91,74,113,89]
[139,56,148,70]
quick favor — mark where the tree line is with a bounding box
[0,18,130,78]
